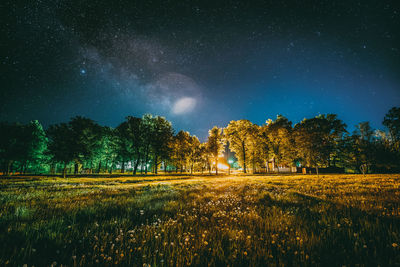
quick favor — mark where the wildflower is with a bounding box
[392,243,398,248]
[204,241,208,245]
[244,251,247,256]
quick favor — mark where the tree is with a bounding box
[187,135,201,174]
[126,116,144,175]
[353,122,375,175]
[20,120,48,174]
[248,125,268,173]
[93,126,118,174]
[68,116,103,174]
[206,126,225,175]
[294,114,346,175]
[115,121,133,174]
[47,123,75,178]
[224,120,255,173]
[172,131,191,173]
[383,107,400,150]
[149,116,173,174]
[0,122,23,175]
[198,143,211,174]
[263,115,295,173]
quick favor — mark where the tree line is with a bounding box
[1,107,399,177]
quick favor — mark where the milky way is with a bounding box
[1,0,400,139]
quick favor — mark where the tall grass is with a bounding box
[0,174,399,266]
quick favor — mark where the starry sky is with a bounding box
[1,0,400,140]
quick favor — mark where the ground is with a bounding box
[1,174,400,266]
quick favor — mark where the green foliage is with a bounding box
[293,114,347,173]
[2,106,400,175]
[263,115,295,170]
[0,121,47,175]
[207,126,225,174]
[224,120,257,173]
[383,107,400,151]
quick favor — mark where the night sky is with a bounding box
[2,0,399,140]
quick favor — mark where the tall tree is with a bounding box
[91,126,119,174]
[115,121,133,174]
[351,122,376,175]
[68,116,103,174]
[294,114,346,175]
[172,131,191,173]
[47,123,75,178]
[188,135,201,174]
[248,125,268,173]
[126,116,144,175]
[20,120,48,174]
[383,107,400,150]
[0,122,24,175]
[263,115,295,172]
[224,120,255,173]
[149,116,173,174]
[206,126,225,175]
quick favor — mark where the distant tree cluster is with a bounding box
[1,107,399,176]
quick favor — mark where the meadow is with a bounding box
[0,174,399,266]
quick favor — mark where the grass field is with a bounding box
[1,174,400,266]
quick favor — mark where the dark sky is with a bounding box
[1,0,399,140]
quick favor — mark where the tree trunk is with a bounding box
[252,152,255,174]
[275,158,280,173]
[144,150,149,175]
[63,162,67,178]
[121,161,125,173]
[6,160,13,176]
[133,158,140,175]
[316,166,319,177]
[19,162,24,174]
[154,155,158,174]
[74,163,79,175]
[50,163,56,175]
[215,157,218,175]
[242,141,246,173]
[23,160,28,174]
[97,161,102,174]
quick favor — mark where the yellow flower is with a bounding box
[392,243,398,248]
[244,251,247,256]
[204,241,208,245]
